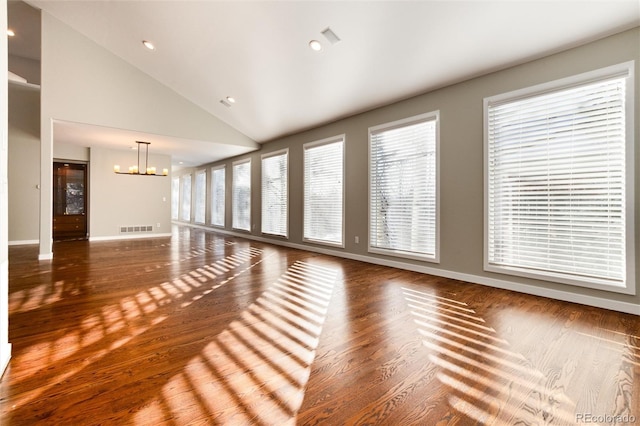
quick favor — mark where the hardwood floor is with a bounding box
[1,226,638,425]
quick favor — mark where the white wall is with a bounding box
[1,0,14,377]
[54,141,88,162]
[89,147,171,239]
[38,12,259,257]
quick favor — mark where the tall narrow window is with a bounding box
[180,174,191,222]
[194,170,206,224]
[171,177,179,220]
[211,165,225,227]
[261,149,288,237]
[485,62,635,294]
[369,112,439,261]
[303,136,344,246]
[232,159,251,231]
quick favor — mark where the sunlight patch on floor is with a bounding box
[138,261,339,425]
[402,286,578,425]
[6,247,265,413]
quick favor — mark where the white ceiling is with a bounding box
[14,0,640,166]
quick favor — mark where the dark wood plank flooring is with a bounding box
[0,226,638,425]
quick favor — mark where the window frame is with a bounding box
[210,164,226,228]
[261,148,289,238]
[232,158,252,232]
[303,135,345,248]
[483,61,635,294]
[368,111,440,263]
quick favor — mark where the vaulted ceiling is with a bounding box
[12,0,640,166]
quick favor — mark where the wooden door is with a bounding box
[53,162,87,241]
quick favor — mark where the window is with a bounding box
[303,136,344,246]
[485,62,635,293]
[194,170,206,224]
[369,112,439,261]
[211,165,225,227]
[261,149,288,237]
[232,159,251,231]
[171,177,179,220]
[180,174,191,222]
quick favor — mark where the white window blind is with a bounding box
[232,160,251,231]
[194,170,206,224]
[211,166,225,227]
[486,64,634,291]
[171,177,179,220]
[303,137,344,246]
[180,174,191,222]
[369,112,439,261]
[261,150,288,237]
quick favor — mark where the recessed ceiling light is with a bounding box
[7,29,15,37]
[142,40,155,50]
[226,96,236,104]
[309,40,323,52]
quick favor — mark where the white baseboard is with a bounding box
[89,233,172,242]
[8,240,38,246]
[38,252,53,261]
[181,223,640,316]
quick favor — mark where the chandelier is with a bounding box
[113,141,168,176]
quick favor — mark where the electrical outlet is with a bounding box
[355,236,359,244]
[157,223,161,228]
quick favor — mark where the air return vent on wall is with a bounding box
[119,225,154,234]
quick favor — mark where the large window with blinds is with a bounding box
[211,165,225,227]
[261,149,288,237]
[484,62,635,293]
[369,112,439,261]
[303,136,344,247]
[194,170,206,224]
[232,159,251,231]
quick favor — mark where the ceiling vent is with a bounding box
[321,27,341,45]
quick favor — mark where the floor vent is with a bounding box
[120,225,154,234]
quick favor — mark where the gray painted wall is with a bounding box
[177,27,640,313]
[8,55,39,85]
[8,83,39,243]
